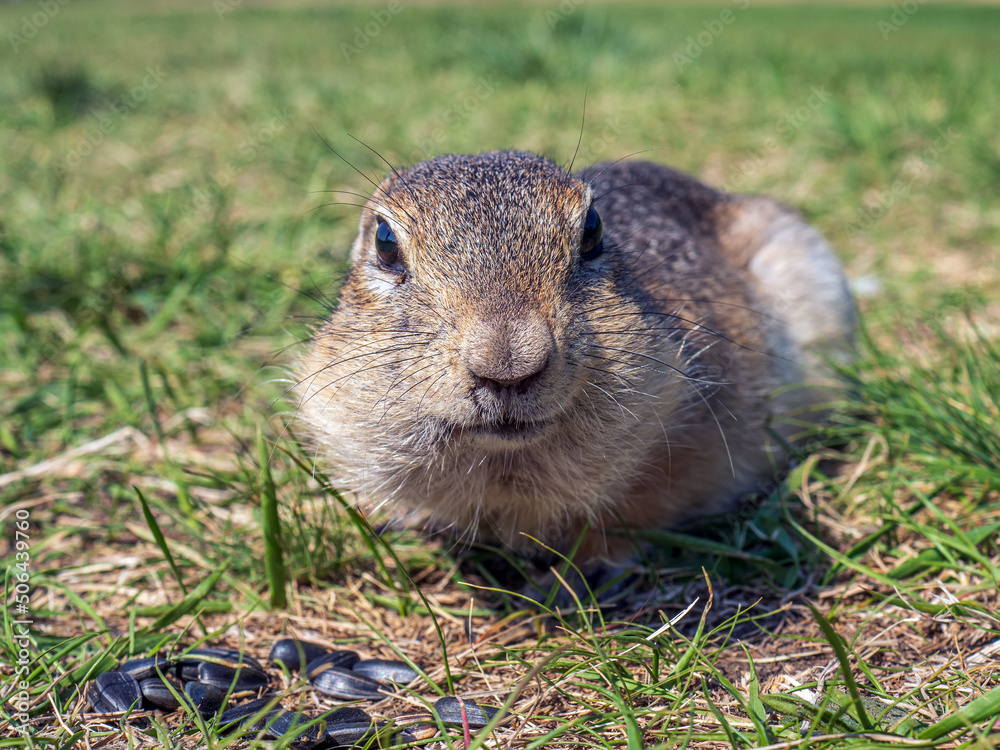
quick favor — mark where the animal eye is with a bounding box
[375,219,399,267]
[580,206,604,261]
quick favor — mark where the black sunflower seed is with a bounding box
[319,706,372,725]
[139,676,183,710]
[92,671,143,713]
[324,719,416,747]
[263,709,326,744]
[351,659,419,684]
[183,681,227,716]
[119,656,174,681]
[310,667,384,700]
[218,696,278,733]
[305,650,360,678]
[197,661,269,692]
[179,647,264,671]
[433,696,499,728]
[87,685,115,714]
[324,719,380,746]
[269,638,330,672]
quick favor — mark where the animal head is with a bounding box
[296,151,684,547]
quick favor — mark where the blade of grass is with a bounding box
[918,685,1000,741]
[272,433,410,611]
[272,432,459,694]
[139,559,229,636]
[703,683,747,750]
[135,485,211,638]
[739,644,772,746]
[139,359,194,519]
[760,693,862,733]
[258,428,287,609]
[808,604,874,731]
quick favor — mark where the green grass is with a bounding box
[1,1,999,748]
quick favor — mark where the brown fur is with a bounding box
[295,151,855,564]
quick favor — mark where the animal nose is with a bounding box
[471,357,549,395]
[463,315,553,395]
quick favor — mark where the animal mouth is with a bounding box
[452,416,554,444]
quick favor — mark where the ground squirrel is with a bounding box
[296,150,854,570]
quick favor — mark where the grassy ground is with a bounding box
[1,1,999,747]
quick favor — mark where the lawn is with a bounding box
[1,1,998,748]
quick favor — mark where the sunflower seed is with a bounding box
[305,650,360,678]
[324,720,380,746]
[92,671,143,713]
[433,696,499,728]
[183,681,227,716]
[319,706,372,725]
[263,709,326,744]
[179,647,264,671]
[351,659,419,684]
[139,676,183,710]
[198,661,270,692]
[310,667,384,700]
[219,697,277,732]
[119,656,174,681]
[269,638,330,672]
[87,685,115,714]
[324,719,415,747]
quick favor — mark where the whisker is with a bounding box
[347,134,423,221]
[229,257,335,319]
[280,340,432,404]
[307,189,409,226]
[312,128,418,226]
[581,343,725,386]
[415,369,451,416]
[583,308,771,357]
[579,147,667,184]
[566,88,587,175]
[592,182,650,205]
[372,360,440,420]
[308,200,374,214]
[373,370,436,425]
[583,379,641,423]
